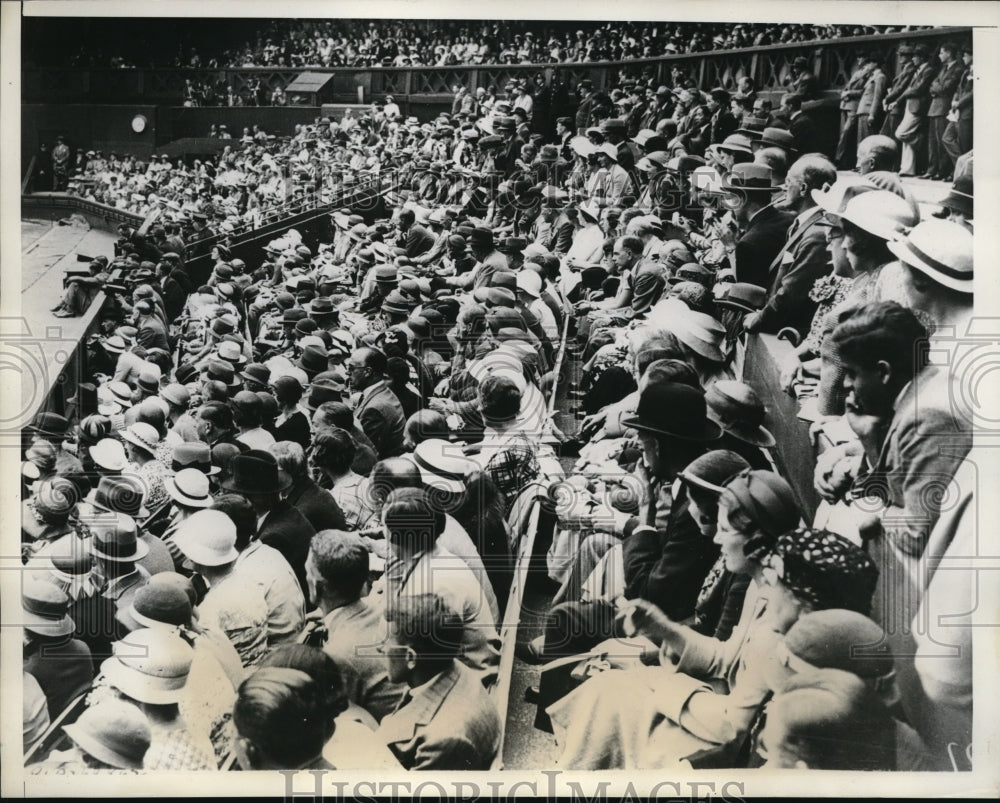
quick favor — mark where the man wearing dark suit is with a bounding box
[923,42,964,180]
[942,46,973,166]
[745,155,837,339]
[348,347,406,459]
[222,450,317,595]
[555,116,575,161]
[880,44,917,139]
[856,56,889,146]
[574,80,595,134]
[256,497,315,598]
[781,94,820,155]
[725,164,795,289]
[393,209,435,259]
[707,87,738,146]
[134,299,169,352]
[835,56,874,168]
[375,593,501,770]
[280,445,348,532]
[895,44,938,176]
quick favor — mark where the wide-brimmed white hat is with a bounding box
[413,439,477,494]
[173,509,239,566]
[811,174,875,215]
[832,190,919,242]
[163,468,213,509]
[121,422,160,457]
[887,219,973,294]
[100,628,193,705]
[515,270,543,298]
[647,298,726,362]
[89,438,128,472]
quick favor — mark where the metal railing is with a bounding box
[23,27,969,105]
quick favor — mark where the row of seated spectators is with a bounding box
[22,40,975,776]
[44,20,928,69]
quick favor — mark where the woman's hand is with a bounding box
[617,599,675,646]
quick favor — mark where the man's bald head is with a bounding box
[856,135,898,174]
[369,457,423,509]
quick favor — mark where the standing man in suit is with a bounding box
[856,55,889,148]
[942,44,973,168]
[923,42,964,180]
[347,347,406,459]
[375,593,501,770]
[744,154,837,339]
[895,44,938,176]
[574,80,595,134]
[835,54,874,168]
[880,44,917,140]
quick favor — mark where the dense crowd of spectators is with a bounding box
[23,29,974,778]
[46,20,930,69]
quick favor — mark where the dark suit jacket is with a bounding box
[136,317,169,352]
[953,69,973,116]
[789,111,820,155]
[376,662,501,770]
[399,223,436,258]
[884,61,917,110]
[258,500,316,594]
[285,475,347,533]
[901,62,938,115]
[709,109,738,144]
[928,59,963,117]
[549,216,575,255]
[734,204,794,289]
[24,637,94,714]
[575,95,594,131]
[355,380,406,459]
[622,494,720,623]
[759,206,831,337]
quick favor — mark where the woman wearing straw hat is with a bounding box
[97,628,216,771]
[121,422,169,512]
[790,188,919,415]
[30,700,151,772]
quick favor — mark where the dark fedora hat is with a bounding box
[240,362,271,387]
[725,162,782,195]
[304,296,339,319]
[282,308,308,327]
[27,412,70,440]
[220,449,292,495]
[304,374,346,412]
[205,360,240,388]
[86,475,150,519]
[297,344,329,377]
[736,115,768,137]
[621,380,722,441]
[88,512,149,563]
[705,380,776,448]
[715,282,767,314]
[753,126,797,152]
[936,173,973,219]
